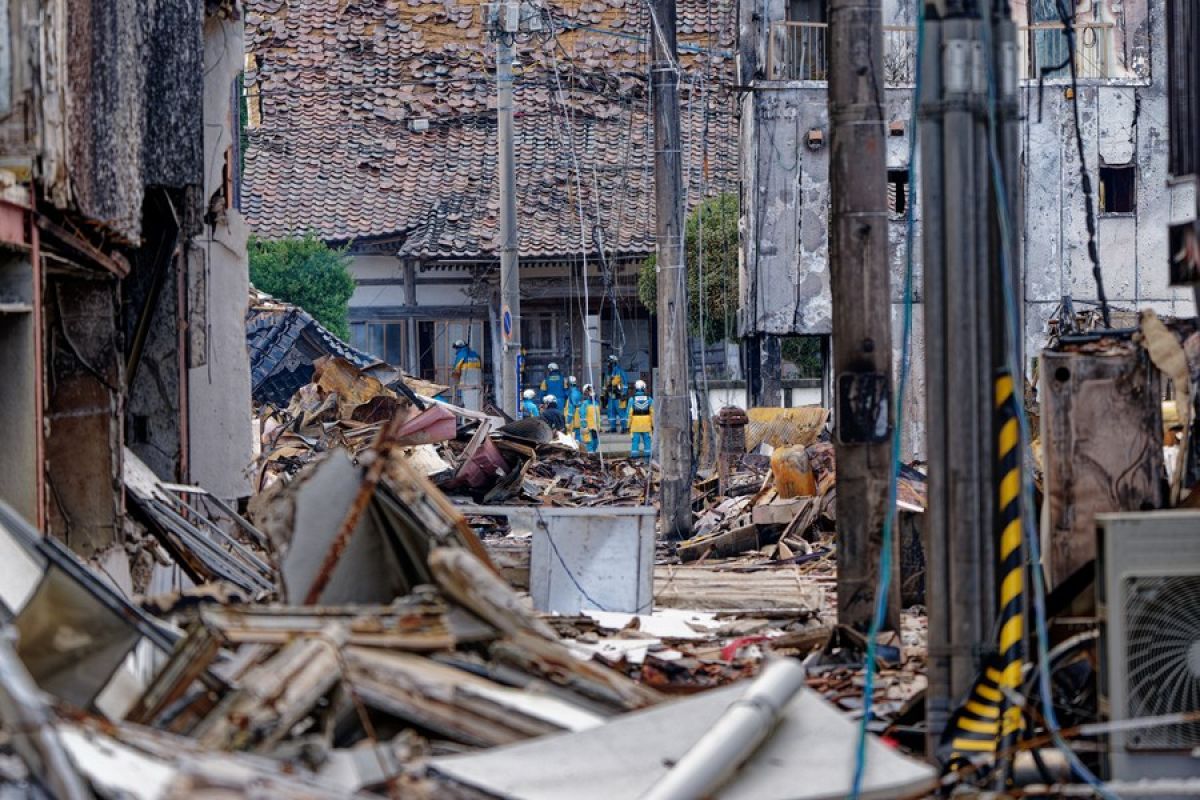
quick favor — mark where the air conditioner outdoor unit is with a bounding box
[1097,511,1200,783]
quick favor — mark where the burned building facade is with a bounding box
[739,0,1192,454]
[0,0,254,554]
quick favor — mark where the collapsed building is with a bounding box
[0,0,256,555]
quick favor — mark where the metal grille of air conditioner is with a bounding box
[1124,574,1200,750]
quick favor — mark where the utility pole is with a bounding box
[492,0,522,416]
[827,0,900,631]
[649,0,692,539]
[920,0,1020,745]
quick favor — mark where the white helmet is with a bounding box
[583,383,594,393]
[568,375,577,385]
[543,394,557,406]
[635,379,646,391]
[608,354,618,362]
[547,362,559,372]
[523,389,535,400]
[453,339,467,349]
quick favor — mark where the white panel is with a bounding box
[523,508,655,614]
[0,522,42,613]
[1098,87,1136,165]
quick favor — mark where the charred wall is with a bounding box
[64,0,204,243]
[123,190,187,482]
[43,261,122,556]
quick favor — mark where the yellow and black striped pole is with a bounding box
[940,372,1026,780]
[995,370,1025,782]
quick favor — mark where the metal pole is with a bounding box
[650,0,693,540]
[497,0,522,417]
[919,4,952,745]
[922,0,1019,746]
[639,659,807,800]
[828,0,900,630]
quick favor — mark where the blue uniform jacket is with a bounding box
[541,372,567,406]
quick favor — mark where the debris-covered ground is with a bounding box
[0,355,943,798]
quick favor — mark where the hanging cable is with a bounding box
[980,12,1119,799]
[849,4,923,795]
[1052,1,1112,327]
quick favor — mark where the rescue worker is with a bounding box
[540,362,567,408]
[564,376,584,443]
[452,339,483,410]
[628,379,653,462]
[540,394,566,433]
[579,384,602,453]
[521,388,540,419]
[603,355,629,433]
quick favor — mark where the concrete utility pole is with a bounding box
[827,0,900,631]
[920,0,1021,744]
[649,0,693,540]
[494,0,522,416]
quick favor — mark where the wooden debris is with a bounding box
[195,624,349,751]
[429,547,557,641]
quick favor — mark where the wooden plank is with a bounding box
[194,625,348,751]
[654,565,827,613]
[675,523,769,562]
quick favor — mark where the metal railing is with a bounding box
[767,20,1118,83]
[1021,22,1115,79]
[767,22,917,83]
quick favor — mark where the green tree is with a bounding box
[249,232,356,339]
[781,336,823,378]
[638,192,739,344]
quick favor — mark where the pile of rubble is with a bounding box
[0,342,943,797]
[257,356,654,507]
[0,402,937,797]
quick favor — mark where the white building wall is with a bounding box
[187,14,255,500]
[347,255,478,309]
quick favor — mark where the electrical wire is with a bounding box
[980,13,1118,800]
[848,3,923,796]
[1050,1,1112,327]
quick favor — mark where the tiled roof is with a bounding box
[243,0,738,260]
[246,292,379,405]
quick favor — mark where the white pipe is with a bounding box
[640,658,808,800]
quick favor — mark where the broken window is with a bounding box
[887,169,910,217]
[774,0,827,80]
[787,0,826,23]
[1099,165,1136,214]
[523,314,558,354]
[354,321,406,366]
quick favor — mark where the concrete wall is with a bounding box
[739,84,834,336]
[696,384,823,416]
[739,0,1179,459]
[186,13,254,501]
[1019,0,1195,358]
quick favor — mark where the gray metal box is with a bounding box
[517,506,656,615]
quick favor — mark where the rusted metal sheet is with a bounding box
[393,403,457,446]
[1041,343,1166,590]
